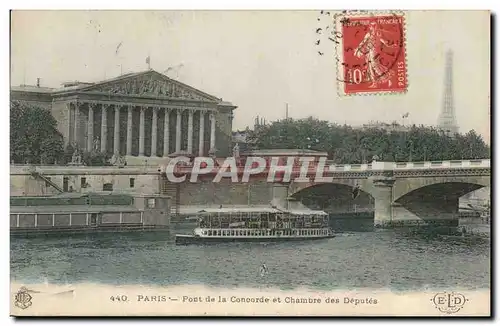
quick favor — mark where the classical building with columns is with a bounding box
[11,70,237,163]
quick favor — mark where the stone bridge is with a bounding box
[284,160,490,227]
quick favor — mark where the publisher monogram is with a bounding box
[431,292,468,314]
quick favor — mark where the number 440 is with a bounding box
[110,295,128,302]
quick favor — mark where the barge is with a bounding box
[10,192,171,235]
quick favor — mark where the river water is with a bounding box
[10,220,490,291]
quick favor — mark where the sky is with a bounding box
[10,10,490,142]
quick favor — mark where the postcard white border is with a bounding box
[3,0,497,324]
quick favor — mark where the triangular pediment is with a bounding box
[79,70,220,102]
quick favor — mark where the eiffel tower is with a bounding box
[437,49,459,135]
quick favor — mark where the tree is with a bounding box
[40,137,65,164]
[246,117,490,163]
[462,130,490,159]
[10,101,65,164]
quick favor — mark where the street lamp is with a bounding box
[408,140,414,162]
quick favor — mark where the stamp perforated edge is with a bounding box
[333,10,409,97]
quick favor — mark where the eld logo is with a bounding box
[14,287,33,310]
[431,292,468,314]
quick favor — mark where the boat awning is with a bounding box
[287,210,328,216]
[197,207,281,214]
[177,205,278,215]
[177,205,328,216]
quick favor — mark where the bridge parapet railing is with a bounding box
[392,159,490,170]
[450,160,464,167]
[469,159,490,167]
[430,161,446,167]
[11,159,490,176]
[161,158,491,174]
[326,163,372,171]
[370,162,396,170]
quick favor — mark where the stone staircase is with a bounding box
[30,170,64,193]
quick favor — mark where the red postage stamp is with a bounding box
[335,12,407,95]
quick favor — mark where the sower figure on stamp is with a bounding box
[354,21,399,88]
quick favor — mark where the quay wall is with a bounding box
[10,165,161,197]
[9,166,276,206]
[177,178,273,206]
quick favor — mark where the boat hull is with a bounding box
[175,234,335,245]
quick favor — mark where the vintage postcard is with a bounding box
[9,10,491,317]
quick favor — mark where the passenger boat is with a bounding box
[175,207,335,245]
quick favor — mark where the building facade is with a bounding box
[11,70,237,162]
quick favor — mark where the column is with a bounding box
[163,108,170,156]
[126,105,133,156]
[87,103,95,151]
[100,104,108,152]
[151,107,158,157]
[113,105,120,154]
[209,111,216,150]
[175,109,182,153]
[187,109,194,153]
[73,102,80,148]
[66,103,71,145]
[139,107,146,156]
[198,110,205,156]
[372,177,396,228]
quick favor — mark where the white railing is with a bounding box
[328,159,490,171]
[198,228,330,237]
[10,159,490,175]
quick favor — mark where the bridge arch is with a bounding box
[288,181,374,212]
[393,176,490,203]
[289,179,375,198]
